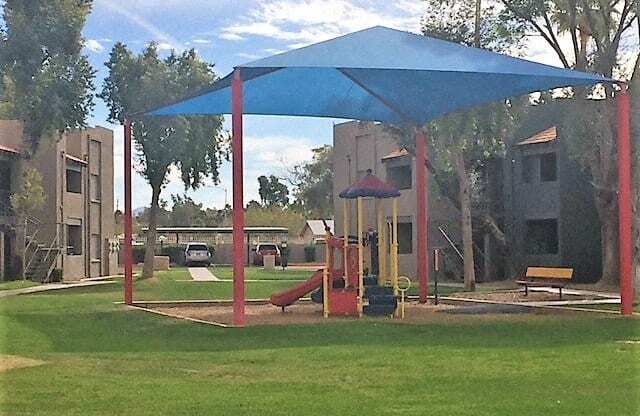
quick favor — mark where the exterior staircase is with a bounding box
[24,246,62,282]
[0,198,61,282]
[24,230,62,283]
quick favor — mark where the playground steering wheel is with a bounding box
[397,276,411,319]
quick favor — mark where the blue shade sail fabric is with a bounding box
[148,26,611,125]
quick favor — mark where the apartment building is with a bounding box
[0,120,116,282]
[332,121,460,279]
[503,117,602,282]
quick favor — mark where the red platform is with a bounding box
[330,288,359,316]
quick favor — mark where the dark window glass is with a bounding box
[539,153,557,182]
[525,219,558,255]
[387,165,412,190]
[397,222,412,254]
[67,224,82,255]
[0,162,10,190]
[66,169,82,193]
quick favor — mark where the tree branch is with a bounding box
[501,0,571,68]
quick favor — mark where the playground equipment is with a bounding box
[270,170,402,318]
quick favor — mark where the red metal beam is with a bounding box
[124,119,133,305]
[617,87,634,315]
[415,128,429,303]
[232,69,246,326]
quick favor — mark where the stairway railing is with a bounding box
[39,229,61,283]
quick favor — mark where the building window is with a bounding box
[66,168,82,194]
[67,224,82,255]
[387,164,412,190]
[397,222,412,254]
[0,162,10,191]
[525,219,558,255]
[521,152,557,184]
[91,234,101,260]
[90,174,101,201]
[0,161,10,207]
[539,153,557,182]
[521,155,535,184]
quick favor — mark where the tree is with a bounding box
[419,0,524,289]
[223,205,306,236]
[289,145,334,217]
[0,0,95,151]
[169,194,206,226]
[498,0,638,285]
[100,43,228,278]
[10,167,45,218]
[257,175,289,207]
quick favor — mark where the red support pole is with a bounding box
[415,128,429,303]
[617,86,634,316]
[123,119,133,305]
[232,68,246,326]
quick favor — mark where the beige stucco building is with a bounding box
[332,121,460,279]
[0,120,116,281]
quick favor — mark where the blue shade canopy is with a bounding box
[147,26,612,124]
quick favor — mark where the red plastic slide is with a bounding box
[270,269,324,307]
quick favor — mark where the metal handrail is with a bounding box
[438,226,464,260]
[38,230,61,283]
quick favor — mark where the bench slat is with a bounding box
[525,267,573,280]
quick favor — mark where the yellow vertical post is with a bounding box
[376,200,385,286]
[357,196,364,317]
[323,228,330,318]
[392,198,399,297]
[343,199,349,288]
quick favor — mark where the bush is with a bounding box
[304,245,316,262]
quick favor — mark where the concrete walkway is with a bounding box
[528,286,620,299]
[188,267,220,281]
[0,280,116,298]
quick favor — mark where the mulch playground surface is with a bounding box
[138,288,616,327]
[144,299,573,327]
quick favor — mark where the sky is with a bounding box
[80,0,638,211]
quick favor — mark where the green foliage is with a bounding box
[99,43,228,192]
[10,167,45,218]
[169,194,207,226]
[0,0,95,150]
[421,0,526,52]
[258,175,289,207]
[290,145,333,217]
[223,205,306,236]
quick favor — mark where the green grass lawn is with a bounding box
[0,280,39,291]
[211,265,316,281]
[0,268,639,415]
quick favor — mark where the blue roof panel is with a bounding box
[148,26,612,124]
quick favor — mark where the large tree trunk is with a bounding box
[142,183,162,278]
[454,150,476,291]
[599,215,619,287]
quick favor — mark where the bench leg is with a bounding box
[524,285,528,297]
[559,287,562,300]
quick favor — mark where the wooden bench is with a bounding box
[516,267,573,300]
